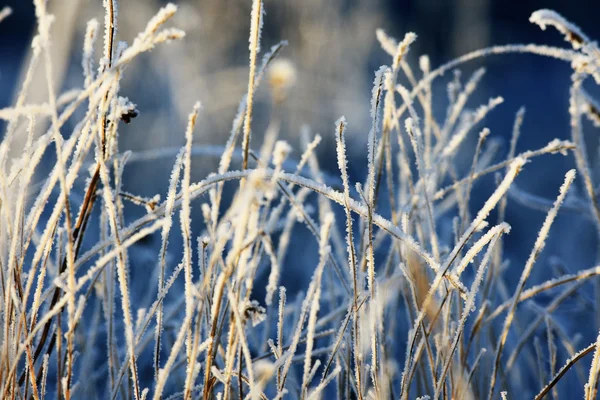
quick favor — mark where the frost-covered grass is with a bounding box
[2,1,600,399]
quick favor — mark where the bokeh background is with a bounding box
[2,1,600,396]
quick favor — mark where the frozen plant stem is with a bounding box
[488,170,576,400]
[241,0,264,171]
[334,117,364,400]
[181,103,201,399]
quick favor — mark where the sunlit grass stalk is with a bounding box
[241,0,264,171]
[488,169,576,400]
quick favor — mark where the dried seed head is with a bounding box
[116,97,139,124]
[268,58,297,103]
[272,140,292,168]
[240,299,266,327]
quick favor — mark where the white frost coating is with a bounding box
[152,298,195,400]
[144,3,177,36]
[181,105,200,276]
[296,134,322,175]
[582,90,600,127]
[277,238,326,397]
[334,115,361,277]
[160,150,183,250]
[434,232,501,400]
[397,44,579,130]
[447,70,462,106]
[103,0,117,62]
[263,236,279,306]
[530,9,589,49]
[370,66,387,121]
[434,138,574,201]
[238,299,266,327]
[254,41,289,90]
[334,115,366,396]
[241,0,264,171]
[301,213,333,395]
[508,181,590,215]
[488,169,576,400]
[249,0,265,53]
[534,342,595,400]
[306,359,321,386]
[98,159,140,399]
[11,0,592,390]
[75,220,166,292]
[210,273,226,321]
[419,55,430,75]
[451,223,510,279]
[441,96,504,160]
[375,29,398,57]
[272,140,292,169]
[117,4,183,68]
[399,86,442,264]
[307,366,341,400]
[180,102,201,397]
[392,32,417,71]
[277,287,287,357]
[455,158,524,258]
[82,19,99,87]
[367,67,387,204]
[98,165,441,273]
[0,4,194,397]
[443,67,486,137]
[152,28,184,44]
[485,265,600,324]
[334,116,349,184]
[399,158,525,398]
[219,96,246,175]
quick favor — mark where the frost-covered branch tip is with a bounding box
[249,0,265,53]
[393,32,417,71]
[530,9,590,49]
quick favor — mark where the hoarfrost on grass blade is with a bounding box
[249,0,265,53]
[103,0,117,65]
[488,169,576,400]
[530,9,589,49]
[375,29,398,57]
[241,0,265,171]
